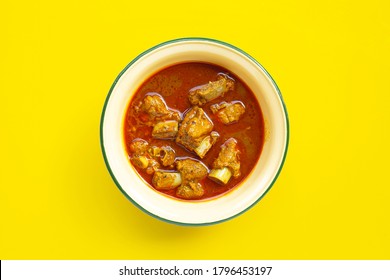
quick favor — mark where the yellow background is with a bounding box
[1,0,389,259]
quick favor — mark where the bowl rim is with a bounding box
[100,37,290,226]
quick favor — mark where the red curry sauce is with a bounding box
[124,62,264,200]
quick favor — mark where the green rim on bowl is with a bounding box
[100,37,289,226]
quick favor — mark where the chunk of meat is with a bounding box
[188,74,234,106]
[131,155,149,169]
[148,146,161,158]
[175,158,208,199]
[212,138,241,178]
[152,120,179,139]
[129,138,149,155]
[176,106,218,157]
[194,131,220,158]
[145,158,160,175]
[210,101,246,124]
[152,171,182,190]
[177,107,213,144]
[135,94,181,125]
[209,138,241,185]
[160,146,175,166]
[147,145,176,167]
[176,182,204,200]
[176,158,208,181]
[128,139,161,173]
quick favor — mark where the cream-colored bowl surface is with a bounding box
[100,38,289,225]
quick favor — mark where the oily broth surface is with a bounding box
[124,62,264,200]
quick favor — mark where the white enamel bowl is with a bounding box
[100,38,289,225]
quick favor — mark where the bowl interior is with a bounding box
[101,39,288,225]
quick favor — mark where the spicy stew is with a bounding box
[124,62,264,200]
